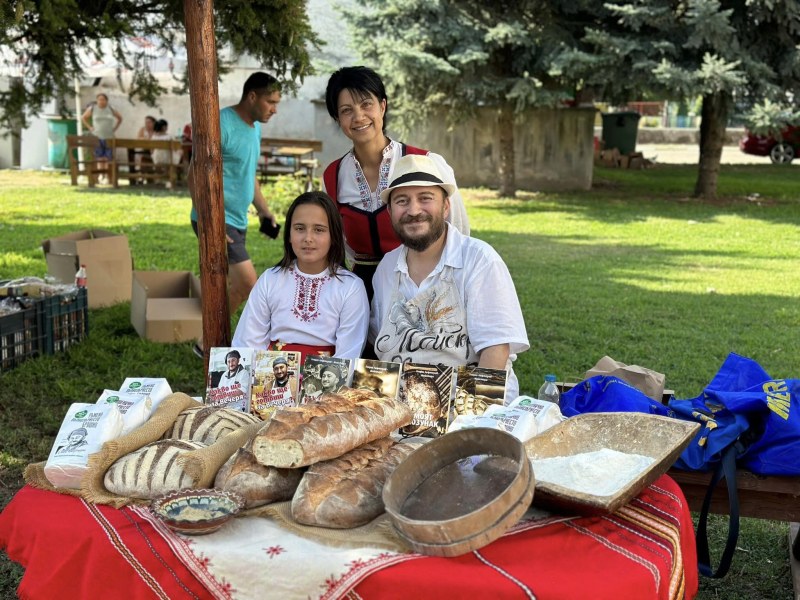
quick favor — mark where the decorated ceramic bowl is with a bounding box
[150,489,244,535]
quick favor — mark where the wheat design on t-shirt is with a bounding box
[292,269,329,322]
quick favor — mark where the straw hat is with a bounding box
[380,154,456,204]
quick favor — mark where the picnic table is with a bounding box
[0,476,697,600]
[259,137,322,190]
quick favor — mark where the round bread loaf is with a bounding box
[104,439,206,499]
[214,447,304,509]
[166,405,260,445]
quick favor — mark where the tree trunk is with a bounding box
[693,92,729,200]
[184,0,230,368]
[497,101,516,198]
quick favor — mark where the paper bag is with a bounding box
[585,356,666,401]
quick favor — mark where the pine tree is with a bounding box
[0,0,321,129]
[555,0,800,199]
[343,0,578,198]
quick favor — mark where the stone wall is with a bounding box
[405,107,596,192]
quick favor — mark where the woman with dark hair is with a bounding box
[322,66,470,299]
[232,191,369,362]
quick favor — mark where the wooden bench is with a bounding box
[66,135,186,188]
[110,138,186,188]
[667,468,800,590]
[67,135,104,187]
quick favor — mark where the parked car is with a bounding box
[739,125,800,164]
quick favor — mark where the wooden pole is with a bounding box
[183,0,230,370]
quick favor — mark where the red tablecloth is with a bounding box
[1,475,698,600]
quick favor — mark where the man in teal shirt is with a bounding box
[190,72,281,351]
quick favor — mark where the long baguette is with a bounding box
[252,390,412,468]
[291,437,420,528]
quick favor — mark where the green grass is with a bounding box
[2,165,799,598]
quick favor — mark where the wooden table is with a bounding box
[259,140,321,189]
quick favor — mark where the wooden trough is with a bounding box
[525,412,699,516]
[383,428,534,557]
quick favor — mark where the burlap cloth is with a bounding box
[23,394,410,551]
[23,393,263,508]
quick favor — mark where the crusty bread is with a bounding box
[214,446,304,509]
[291,438,420,528]
[166,405,260,445]
[251,389,412,468]
[104,439,206,499]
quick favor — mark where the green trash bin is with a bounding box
[47,117,78,169]
[601,112,641,155]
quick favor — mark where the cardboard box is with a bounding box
[131,271,202,343]
[42,229,133,308]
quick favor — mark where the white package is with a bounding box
[44,402,124,489]
[448,405,537,442]
[96,389,153,436]
[118,377,173,411]
[506,396,565,434]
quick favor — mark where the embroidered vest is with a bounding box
[323,143,428,260]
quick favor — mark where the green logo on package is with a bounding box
[107,396,119,403]
[75,410,88,419]
[129,382,141,389]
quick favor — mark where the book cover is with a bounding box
[205,347,254,412]
[397,363,456,438]
[454,365,508,417]
[250,350,302,418]
[352,358,402,399]
[300,355,352,403]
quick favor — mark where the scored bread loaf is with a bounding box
[291,437,420,528]
[166,405,260,445]
[104,439,206,499]
[214,446,304,509]
[252,389,412,468]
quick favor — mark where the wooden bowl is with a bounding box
[382,428,534,557]
[524,412,699,515]
[150,489,244,535]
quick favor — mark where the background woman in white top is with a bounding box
[232,191,369,363]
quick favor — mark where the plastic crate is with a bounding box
[0,298,46,373]
[42,287,89,354]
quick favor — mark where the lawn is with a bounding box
[1,165,799,599]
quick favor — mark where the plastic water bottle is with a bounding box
[74,264,87,288]
[537,374,560,405]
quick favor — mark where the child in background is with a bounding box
[232,191,369,363]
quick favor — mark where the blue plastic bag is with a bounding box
[560,375,673,418]
[684,353,800,476]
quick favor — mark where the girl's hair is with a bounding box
[325,66,388,132]
[277,191,345,276]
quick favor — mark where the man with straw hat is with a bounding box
[369,154,529,402]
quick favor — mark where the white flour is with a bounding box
[531,448,655,497]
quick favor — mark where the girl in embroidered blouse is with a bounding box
[232,191,369,362]
[322,66,470,301]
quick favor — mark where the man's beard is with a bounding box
[394,213,446,252]
[275,375,288,386]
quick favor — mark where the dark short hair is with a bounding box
[241,72,280,100]
[277,191,346,277]
[325,66,388,132]
[225,350,241,362]
[96,93,109,101]
[154,119,168,133]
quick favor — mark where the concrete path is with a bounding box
[636,143,792,165]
